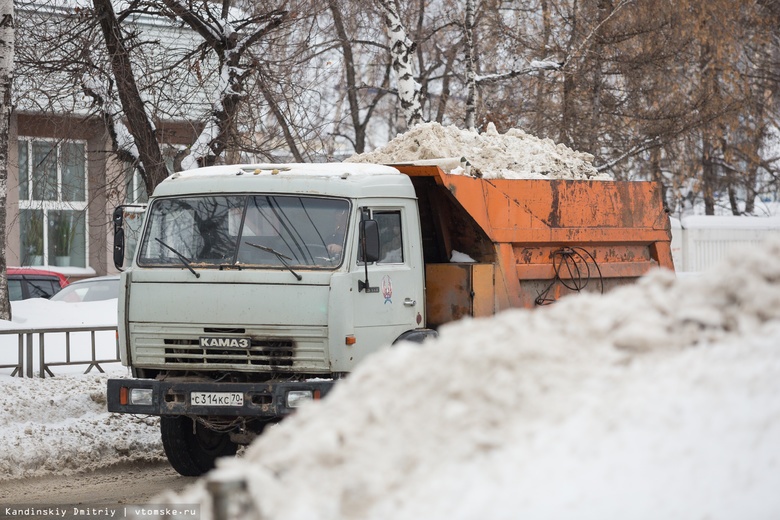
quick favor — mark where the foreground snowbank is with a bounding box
[152,237,780,519]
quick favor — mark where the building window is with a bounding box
[18,139,88,268]
[125,165,149,204]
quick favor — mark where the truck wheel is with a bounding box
[160,416,238,476]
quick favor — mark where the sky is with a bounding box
[1,123,779,518]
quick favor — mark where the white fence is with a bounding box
[671,216,780,272]
[0,326,120,378]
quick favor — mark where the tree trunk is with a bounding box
[0,0,14,320]
[463,0,477,130]
[701,143,716,215]
[650,146,669,211]
[435,48,457,123]
[728,185,740,215]
[328,0,367,153]
[93,0,168,194]
[380,0,423,128]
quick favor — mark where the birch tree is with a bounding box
[378,0,423,128]
[463,0,477,130]
[0,0,13,320]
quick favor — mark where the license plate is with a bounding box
[190,392,244,407]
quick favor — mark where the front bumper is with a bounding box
[106,378,335,418]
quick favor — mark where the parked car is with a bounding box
[7,268,69,301]
[50,275,120,303]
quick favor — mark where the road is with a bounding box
[0,461,197,507]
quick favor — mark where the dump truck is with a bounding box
[107,161,674,476]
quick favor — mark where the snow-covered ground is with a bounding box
[1,236,780,519]
[0,298,121,376]
[0,297,161,481]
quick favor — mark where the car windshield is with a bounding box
[51,278,119,302]
[137,195,350,269]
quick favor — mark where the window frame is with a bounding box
[136,194,352,270]
[358,208,405,265]
[18,137,90,267]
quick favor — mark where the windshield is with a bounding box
[51,278,119,302]
[137,195,350,269]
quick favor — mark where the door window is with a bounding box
[375,211,403,264]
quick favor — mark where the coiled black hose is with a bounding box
[534,247,604,306]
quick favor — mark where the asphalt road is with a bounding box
[0,461,196,508]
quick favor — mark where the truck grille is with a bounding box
[164,338,295,366]
[130,323,329,371]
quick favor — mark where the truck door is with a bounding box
[350,205,425,355]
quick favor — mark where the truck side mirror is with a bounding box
[359,220,380,263]
[113,206,126,270]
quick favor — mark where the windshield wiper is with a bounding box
[155,238,200,278]
[245,242,302,281]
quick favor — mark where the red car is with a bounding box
[7,268,70,301]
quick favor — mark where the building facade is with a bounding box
[8,0,211,278]
[7,112,195,278]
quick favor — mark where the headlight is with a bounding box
[286,390,313,408]
[129,388,153,406]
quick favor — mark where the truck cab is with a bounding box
[108,163,434,475]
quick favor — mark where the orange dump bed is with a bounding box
[394,164,674,324]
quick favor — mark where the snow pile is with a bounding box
[347,122,611,180]
[0,372,163,481]
[157,236,780,520]
[0,298,118,329]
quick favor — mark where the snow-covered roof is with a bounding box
[153,162,413,199]
[169,162,401,179]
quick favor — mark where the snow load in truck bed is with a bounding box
[347,122,612,181]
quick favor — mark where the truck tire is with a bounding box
[160,416,238,477]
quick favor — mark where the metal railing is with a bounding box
[0,325,120,378]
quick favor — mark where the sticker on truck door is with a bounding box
[382,275,393,304]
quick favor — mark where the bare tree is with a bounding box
[81,0,293,193]
[12,0,780,215]
[463,0,477,130]
[327,0,391,153]
[377,0,423,128]
[92,0,168,193]
[0,0,13,319]
[157,0,288,169]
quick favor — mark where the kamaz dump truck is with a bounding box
[107,161,674,476]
